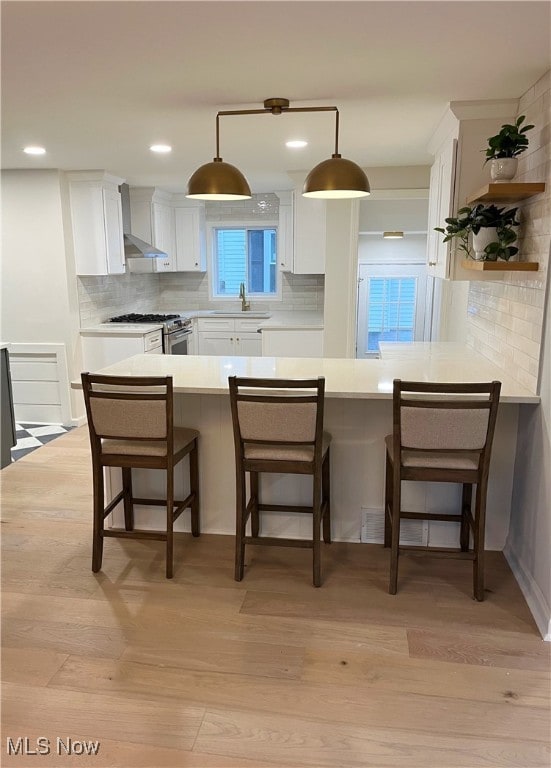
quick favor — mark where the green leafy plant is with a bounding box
[435,204,520,260]
[483,115,535,163]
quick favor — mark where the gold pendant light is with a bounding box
[186,98,369,201]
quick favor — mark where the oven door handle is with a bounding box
[167,328,192,343]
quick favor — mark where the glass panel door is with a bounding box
[356,263,427,358]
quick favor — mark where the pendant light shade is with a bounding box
[186,98,370,201]
[187,158,251,200]
[303,155,370,199]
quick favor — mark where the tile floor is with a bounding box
[11,423,74,462]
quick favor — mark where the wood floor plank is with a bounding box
[1,682,204,753]
[0,730,280,768]
[1,619,127,660]
[193,707,551,768]
[301,648,550,707]
[1,648,69,686]
[408,627,551,671]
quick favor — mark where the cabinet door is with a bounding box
[174,206,207,271]
[429,139,457,280]
[293,192,326,274]
[278,197,294,272]
[235,333,262,357]
[198,332,233,356]
[152,202,175,270]
[102,187,125,274]
[426,159,441,276]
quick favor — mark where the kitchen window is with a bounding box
[211,226,277,298]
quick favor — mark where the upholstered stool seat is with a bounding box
[229,376,331,587]
[81,373,200,579]
[384,379,501,601]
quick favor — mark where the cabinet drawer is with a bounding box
[235,318,262,333]
[197,318,234,332]
[144,330,163,352]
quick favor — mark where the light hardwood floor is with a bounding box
[1,427,550,767]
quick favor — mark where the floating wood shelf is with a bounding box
[462,260,539,272]
[466,182,546,204]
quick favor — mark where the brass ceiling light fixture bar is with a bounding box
[186,97,370,201]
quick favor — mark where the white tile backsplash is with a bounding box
[466,70,551,394]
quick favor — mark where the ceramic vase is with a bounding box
[490,157,518,182]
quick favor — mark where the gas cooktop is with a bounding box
[110,313,180,323]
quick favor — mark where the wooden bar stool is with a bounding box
[229,376,331,587]
[81,373,200,578]
[384,379,501,601]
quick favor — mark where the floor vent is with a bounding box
[360,507,428,546]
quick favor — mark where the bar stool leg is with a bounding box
[234,468,246,581]
[313,475,322,587]
[389,471,401,595]
[190,440,200,537]
[384,450,393,548]
[166,464,174,579]
[473,481,487,601]
[322,448,331,544]
[122,467,134,531]
[250,471,260,538]
[460,483,472,552]
[92,464,104,573]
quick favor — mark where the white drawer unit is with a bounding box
[197,317,263,357]
[81,327,163,371]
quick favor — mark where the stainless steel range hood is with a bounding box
[120,183,167,258]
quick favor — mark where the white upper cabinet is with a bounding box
[174,203,207,272]
[275,190,294,272]
[427,100,518,280]
[426,138,457,280]
[68,171,125,275]
[293,190,326,274]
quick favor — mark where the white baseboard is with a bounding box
[504,542,551,641]
[71,414,87,428]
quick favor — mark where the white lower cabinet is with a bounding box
[261,329,323,358]
[197,317,262,356]
[81,328,163,371]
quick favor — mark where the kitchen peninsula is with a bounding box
[77,344,538,550]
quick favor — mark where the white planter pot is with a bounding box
[490,157,518,182]
[472,227,498,260]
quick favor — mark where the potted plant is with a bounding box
[435,203,520,261]
[483,115,535,181]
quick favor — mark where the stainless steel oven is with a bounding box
[164,325,192,355]
[109,313,192,355]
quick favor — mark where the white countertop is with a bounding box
[80,323,163,336]
[256,311,323,331]
[73,345,539,403]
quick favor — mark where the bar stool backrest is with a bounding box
[393,380,501,463]
[229,376,325,462]
[81,373,173,449]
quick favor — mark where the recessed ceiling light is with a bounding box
[286,140,308,149]
[23,146,46,155]
[150,144,172,153]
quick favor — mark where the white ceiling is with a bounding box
[2,1,550,193]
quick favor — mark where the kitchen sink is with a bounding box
[211,311,271,318]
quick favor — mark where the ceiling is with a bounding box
[2,1,550,193]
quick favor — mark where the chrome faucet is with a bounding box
[239,282,250,311]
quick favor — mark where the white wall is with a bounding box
[503,72,551,639]
[1,170,83,422]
